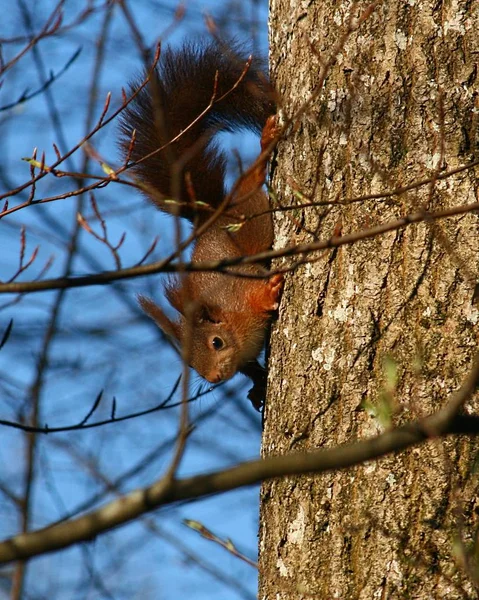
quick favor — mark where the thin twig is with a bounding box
[0,356,478,565]
[1,198,478,295]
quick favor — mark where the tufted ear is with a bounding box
[164,280,224,324]
[195,303,225,324]
[164,281,184,315]
[138,295,181,343]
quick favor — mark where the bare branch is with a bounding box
[1,198,478,295]
[0,356,477,564]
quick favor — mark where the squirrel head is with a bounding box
[138,295,260,383]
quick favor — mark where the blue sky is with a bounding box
[0,1,270,598]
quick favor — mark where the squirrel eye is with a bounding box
[211,336,224,350]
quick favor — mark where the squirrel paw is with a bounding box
[248,274,284,315]
[261,114,280,152]
[265,273,284,311]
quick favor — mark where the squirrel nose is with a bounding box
[206,371,222,383]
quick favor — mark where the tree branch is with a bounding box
[1,356,477,564]
[1,199,478,294]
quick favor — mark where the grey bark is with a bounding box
[259,1,479,599]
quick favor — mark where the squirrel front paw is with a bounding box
[265,273,284,311]
[248,273,284,314]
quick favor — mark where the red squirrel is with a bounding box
[120,41,283,403]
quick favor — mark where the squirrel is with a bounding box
[120,41,283,405]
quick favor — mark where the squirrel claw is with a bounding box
[266,273,284,311]
[261,114,280,152]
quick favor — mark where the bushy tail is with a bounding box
[120,41,275,222]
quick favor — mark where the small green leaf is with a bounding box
[292,189,308,202]
[22,158,50,171]
[376,392,394,428]
[101,162,115,176]
[362,399,378,418]
[362,395,393,428]
[225,538,235,551]
[222,222,244,233]
[183,519,202,532]
[383,355,399,393]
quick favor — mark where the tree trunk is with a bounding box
[259,1,479,598]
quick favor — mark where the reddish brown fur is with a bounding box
[121,42,283,384]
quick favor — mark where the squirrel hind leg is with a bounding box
[260,114,280,152]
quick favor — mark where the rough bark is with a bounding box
[259,1,479,599]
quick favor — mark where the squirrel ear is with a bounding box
[138,295,181,342]
[165,282,224,324]
[196,303,224,324]
[165,281,184,315]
